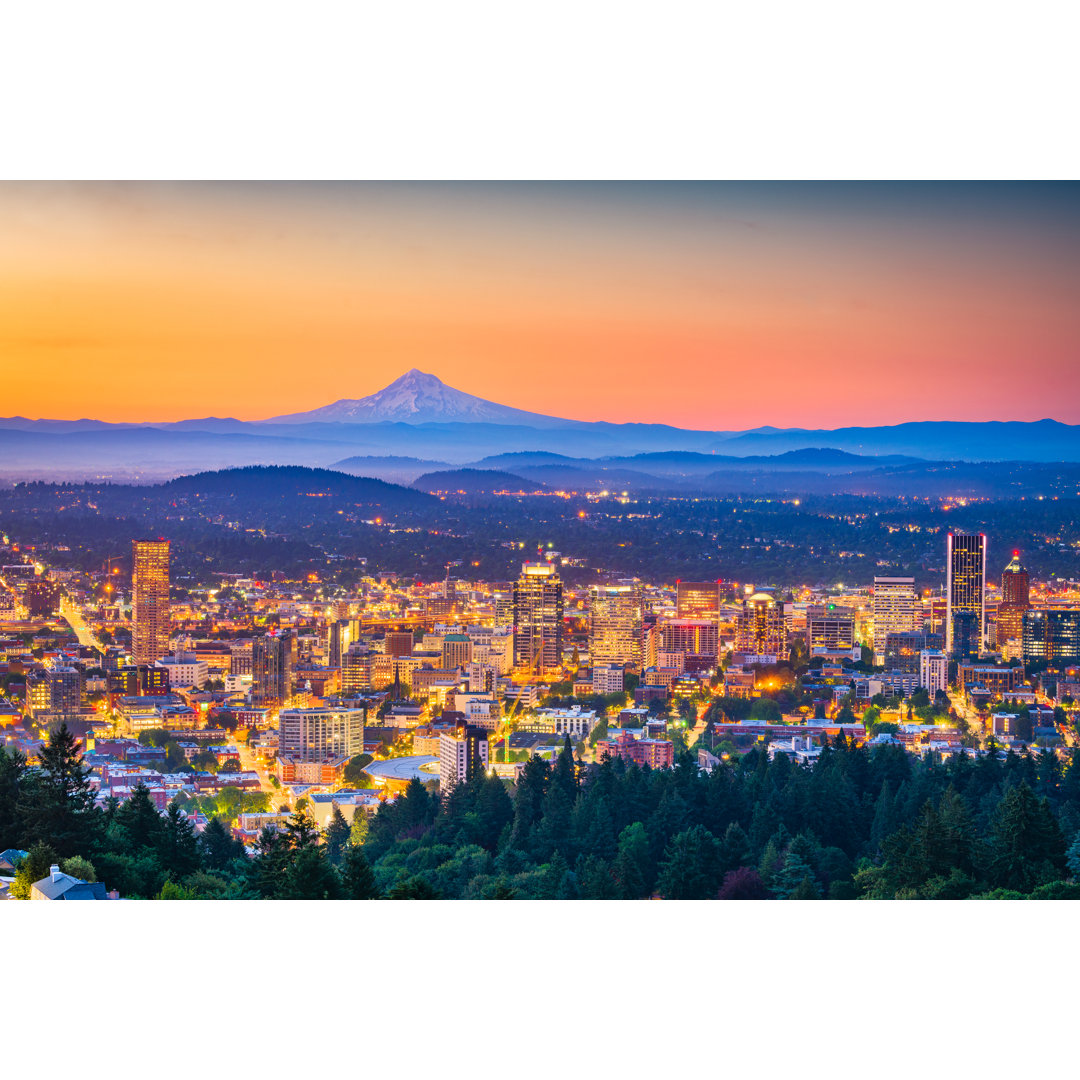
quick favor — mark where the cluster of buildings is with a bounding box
[3,525,1080,837]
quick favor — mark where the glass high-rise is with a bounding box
[996,551,1030,656]
[512,562,564,671]
[132,539,170,664]
[252,630,295,708]
[589,582,643,670]
[946,532,986,656]
[872,577,917,662]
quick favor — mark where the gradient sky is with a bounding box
[1,181,1077,429]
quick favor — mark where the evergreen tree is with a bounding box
[718,821,751,874]
[986,782,1066,892]
[115,784,166,852]
[789,874,822,900]
[280,846,342,899]
[250,826,291,899]
[612,821,651,898]
[656,825,722,899]
[284,806,320,851]
[387,875,441,899]
[324,805,351,866]
[23,722,98,856]
[341,845,381,898]
[0,746,28,848]
[200,816,246,871]
[576,853,618,898]
[161,801,201,879]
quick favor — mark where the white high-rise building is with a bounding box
[919,649,948,697]
[278,707,365,762]
[439,726,489,793]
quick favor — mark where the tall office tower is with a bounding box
[640,614,659,671]
[872,577,917,661]
[659,618,721,671]
[25,672,51,718]
[252,630,294,708]
[512,562,564,670]
[1023,609,1080,664]
[950,611,979,659]
[996,551,1030,657]
[806,604,856,653]
[735,592,788,659]
[439,723,490,794]
[278,706,365,761]
[132,539,171,664]
[589,582,643,670]
[341,646,373,694]
[946,532,987,655]
[676,580,720,620]
[48,666,82,716]
[385,630,415,659]
[328,618,354,669]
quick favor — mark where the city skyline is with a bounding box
[2,182,1079,429]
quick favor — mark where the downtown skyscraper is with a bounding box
[252,630,295,708]
[946,532,987,656]
[589,582,643,670]
[512,562,564,671]
[872,576,918,662]
[131,539,170,664]
[996,551,1030,657]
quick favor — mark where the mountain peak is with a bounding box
[267,370,573,427]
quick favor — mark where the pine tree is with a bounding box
[0,746,28,848]
[324,804,351,866]
[789,874,822,900]
[656,825,722,899]
[719,821,751,874]
[23,722,98,856]
[200,816,245,871]
[161,801,201,879]
[987,782,1066,892]
[115,784,166,852]
[280,846,342,899]
[576,853,618,899]
[341,845,381,898]
[250,826,291,899]
[284,806,319,851]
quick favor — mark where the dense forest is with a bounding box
[3,468,1080,586]
[4,723,1080,899]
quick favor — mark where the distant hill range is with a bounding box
[161,465,436,511]
[2,370,1079,484]
[411,468,550,495]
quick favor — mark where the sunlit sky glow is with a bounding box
[1,181,1077,429]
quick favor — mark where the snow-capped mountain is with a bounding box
[268,369,572,427]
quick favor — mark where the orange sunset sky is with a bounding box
[1,181,1077,430]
